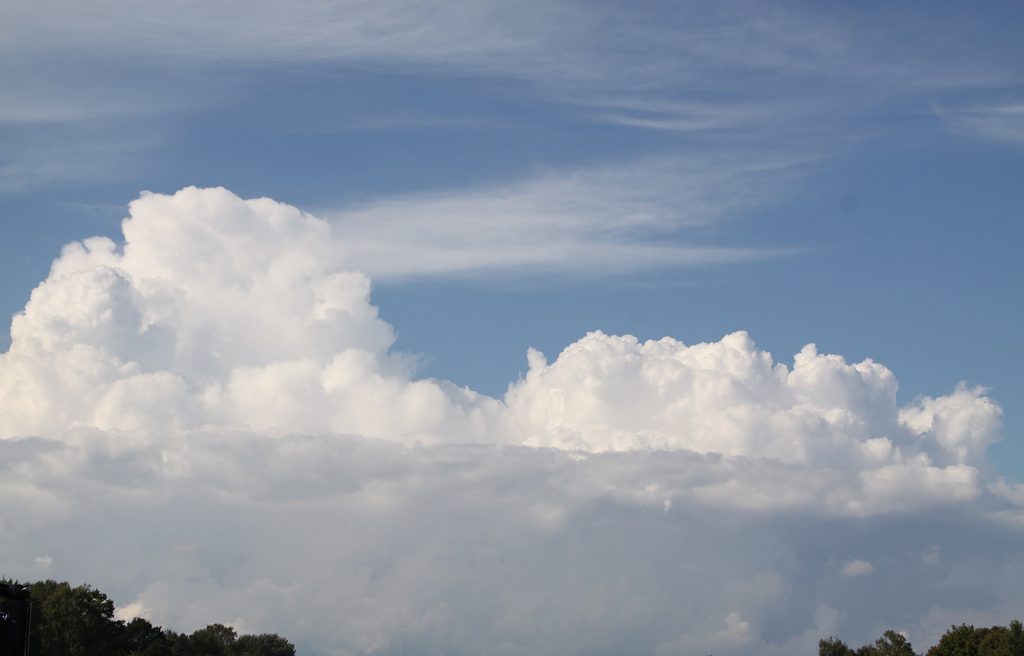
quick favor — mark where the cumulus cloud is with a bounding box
[900,384,1003,465]
[506,331,1002,515]
[0,186,498,442]
[839,559,874,578]
[1,186,1021,655]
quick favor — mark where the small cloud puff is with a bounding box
[839,559,874,577]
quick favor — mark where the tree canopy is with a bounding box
[822,622,1024,656]
[0,579,295,656]
[6,578,1024,656]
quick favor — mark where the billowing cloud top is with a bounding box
[1,187,1020,655]
[1,187,1002,493]
[1,187,496,441]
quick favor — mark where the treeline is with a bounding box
[5,578,1022,656]
[1,580,295,656]
[821,622,1024,656]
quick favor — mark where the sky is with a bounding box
[1,1,1023,654]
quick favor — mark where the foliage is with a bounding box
[820,636,857,656]
[8,577,1024,656]
[1,579,295,656]
[855,629,917,656]
[233,633,300,656]
[926,620,1024,656]
[824,623,1024,656]
[28,580,123,656]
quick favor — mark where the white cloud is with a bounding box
[114,600,153,623]
[839,559,874,577]
[507,332,903,460]
[326,155,803,279]
[1,187,501,442]
[899,384,1003,465]
[0,186,1021,655]
[505,331,1003,516]
[0,187,1005,510]
[2,431,1023,655]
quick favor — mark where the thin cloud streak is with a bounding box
[3,1,1020,198]
[941,103,1024,145]
[4,1,1020,131]
[0,125,157,193]
[326,155,807,279]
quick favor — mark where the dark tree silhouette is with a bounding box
[820,636,857,656]
[1,579,295,656]
[824,622,1024,656]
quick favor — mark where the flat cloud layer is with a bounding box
[1,187,1022,655]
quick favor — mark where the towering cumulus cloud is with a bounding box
[0,187,1020,655]
[0,187,498,441]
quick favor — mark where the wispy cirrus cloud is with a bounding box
[0,123,157,193]
[4,1,1020,130]
[324,153,807,279]
[3,1,1021,203]
[940,103,1024,145]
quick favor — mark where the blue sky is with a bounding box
[2,3,1024,653]
[3,0,1022,476]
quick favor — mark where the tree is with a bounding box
[28,580,127,656]
[165,623,297,656]
[124,617,172,656]
[3,579,299,656]
[926,623,984,656]
[173,623,238,656]
[975,620,1024,656]
[856,630,916,656]
[232,633,297,656]
[0,582,32,656]
[1010,621,1024,656]
[926,621,1024,656]
[820,636,857,656]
